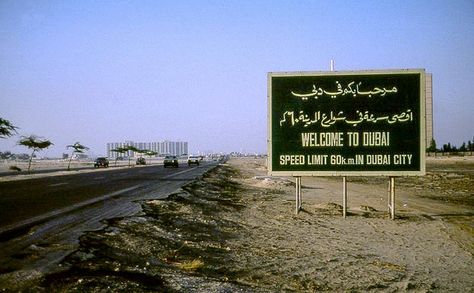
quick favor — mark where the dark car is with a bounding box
[94,157,109,168]
[163,155,179,168]
[136,157,146,165]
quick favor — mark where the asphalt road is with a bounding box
[0,161,218,273]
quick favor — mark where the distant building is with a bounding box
[106,140,188,158]
[160,141,188,156]
[72,153,89,160]
[62,153,88,160]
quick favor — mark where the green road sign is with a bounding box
[268,69,426,176]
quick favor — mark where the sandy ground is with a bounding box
[228,158,474,291]
[1,157,473,291]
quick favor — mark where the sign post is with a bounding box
[295,176,302,214]
[342,177,347,218]
[268,69,426,218]
[389,177,396,220]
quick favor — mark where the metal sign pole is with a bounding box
[388,177,396,219]
[298,176,302,212]
[387,178,391,214]
[295,176,302,214]
[342,176,347,218]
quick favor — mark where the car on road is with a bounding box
[94,157,109,168]
[136,157,146,165]
[163,155,179,168]
[187,155,200,166]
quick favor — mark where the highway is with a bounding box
[0,160,218,272]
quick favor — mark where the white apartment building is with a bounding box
[107,141,188,158]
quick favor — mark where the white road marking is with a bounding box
[49,182,68,187]
[162,167,198,179]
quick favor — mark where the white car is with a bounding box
[187,156,200,166]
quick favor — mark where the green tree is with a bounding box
[135,148,149,158]
[125,145,140,166]
[66,142,89,170]
[146,150,158,158]
[18,135,53,171]
[451,144,458,152]
[0,151,13,159]
[111,147,128,166]
[0,118,18,138]
[112,145,140,167]
[427,138,437,152]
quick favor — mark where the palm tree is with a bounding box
[0,117,18,138]
[111,147,128,166]
[146,150,158,157]
[66,142,89,170]
[135,148,149,158]
[134,148,152,165]
[125,145,140,166]
[18,135,53,171]
[112,145,146,167]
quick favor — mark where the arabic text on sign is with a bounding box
[290,81,398,100]
[279,109,413,128]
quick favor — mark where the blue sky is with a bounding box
[1,0,473,156]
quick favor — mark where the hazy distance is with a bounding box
[1,1,473,157]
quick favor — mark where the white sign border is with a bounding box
[267,69,426,177]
